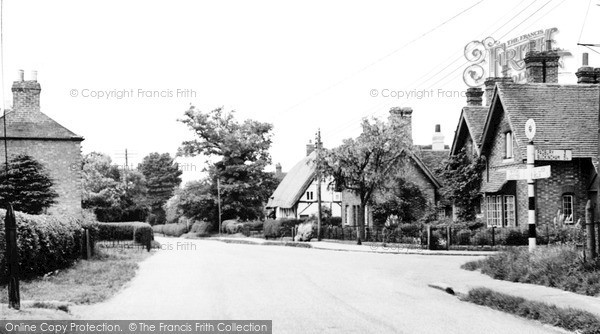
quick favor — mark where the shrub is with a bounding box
[296,222,314,241]
[264,219,300,239]
[98,222,153,247]
[501,228,528,246]
[189,221,212,237]
[152,224,164,234]
[470,229,492,246]
[399,223,422,238]
[160,223,188,237]
[462,288,600,334]
[462,246,600,297]
[0,209,91,281]
[455,229,472,245]
[243,220,263,231]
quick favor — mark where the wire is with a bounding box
[585,45,600,56]
[1,0,8,178]
[275,0,487,118]
[578,0,592,44]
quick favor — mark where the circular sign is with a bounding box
[525,119,536,140]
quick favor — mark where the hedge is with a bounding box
[264,219,300,239]
[152,223,188,237]
[0,209,98,282]
[98,222,153,245]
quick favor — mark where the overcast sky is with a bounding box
[2,0,599,185]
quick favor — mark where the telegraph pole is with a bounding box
[525,119,537,251]
[316,129,322,241]
[217,177,222,237]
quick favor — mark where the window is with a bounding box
[437,207,446,219]
[504,195,516,227]
[562,195,574,224]
[486,195,516,227]
[306,191,314,200]
[505,132,513,159]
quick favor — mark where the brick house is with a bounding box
[341,107,447,226]
[451,49,600,227]
[0,70,84,217]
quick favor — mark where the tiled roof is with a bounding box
[406,150,442,189]
[463,106,488,148]
[480,170,508,193]
[482,83,600,162]
[266,152,316,209]
[417,149,449,179]
[0,110,83,140]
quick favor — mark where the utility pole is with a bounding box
[316,129,322,241]
[525,119,537,252]
[217,176,222,237]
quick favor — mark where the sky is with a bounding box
[1,0,599,185]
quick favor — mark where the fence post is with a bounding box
[5,203,20,310]
[491,226,495,247]
[86,228,92,259]
[446,226,450,251]
[586,200,596,259]
[427,225,432,250]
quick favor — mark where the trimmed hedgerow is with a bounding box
[461,288,600,334]
[98,222,153,247]
[0,209,97,282]
[152,223,188,237]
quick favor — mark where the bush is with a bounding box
[462,288,600,334]
[264,219,300,239]
[243,220,263,231]
[98,222,153,247]
[501,228,528,246]
[399,223,422,238]
[295,222,314,242]
[455,229,472,245]
[188,221,212,237]
[0,209,92,282]
[462,246,600,297]
[156,223,188,237]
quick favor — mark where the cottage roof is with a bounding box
[266,152,316,209]
[0,110,83,140]
[480,83,600,162]
[450,105,488,155]
[416,149,448,179]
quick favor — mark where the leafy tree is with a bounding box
[0,154,58,214]
[178,106,278,221]
[177,179,219,224]
[138,152,182,224]
[320,112,412,244]
[82,152,149,222]
[437,148,486,221]
[372,178,428,226]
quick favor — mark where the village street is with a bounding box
[73,238,565,334]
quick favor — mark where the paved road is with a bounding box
[74,237,563,334]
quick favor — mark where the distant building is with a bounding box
[451,49,600,227]
[0,70,84,217]
[342,107,448,227]
[266,144,341,219]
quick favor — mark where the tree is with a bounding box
[178,106,278,221]
[320,112,412,244]
[371,178,427,226]
[0,155,58,214]
[437,148,486,221]
[138,152,182,224]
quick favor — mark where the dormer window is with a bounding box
[505,131,513,159]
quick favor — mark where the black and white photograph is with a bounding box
[1,0,600,333]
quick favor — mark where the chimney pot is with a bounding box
[18,69,24,81]
[306,140,314,156]
[466,87,484,106]
[31,70,37,81]
[545,39,552,51]
[583,53,589,66]
[435,124,441,133]
[529,40,536,52]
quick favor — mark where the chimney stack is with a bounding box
[306,140,315,156]
[523,40,560,83]
[576,53,596,84]
[389,107,413,146]
[432,124,445,151]
[12,69,42,119]
[484,77,513,106]
[466,87,483,106]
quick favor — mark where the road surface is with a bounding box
[74,237,563,334]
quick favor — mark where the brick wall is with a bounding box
[0,139,83,218]
[482,104,593,226]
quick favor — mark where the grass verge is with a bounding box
[0,247,154,307]
[462,246,600,296]
[461,287,600,334]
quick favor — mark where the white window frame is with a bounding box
[306,191,314,201]
[562,195,574,224]
[505,131,513,159]
[504,195,516,227]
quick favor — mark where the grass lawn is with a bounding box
[0,247,154,315]
[462,246,600,296]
